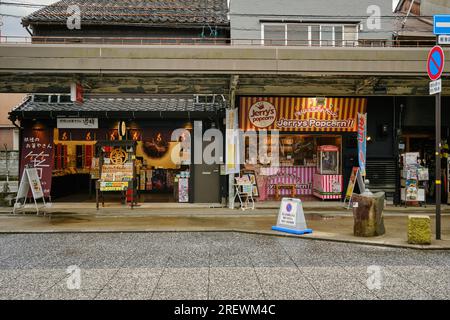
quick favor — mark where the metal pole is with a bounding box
[436,91,442,240]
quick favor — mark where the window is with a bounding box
[343,25,358,46]
[262,23,358,47]
[321,26,333,46]
[263,24,285,46]
[13,129,19,151]
[287,24,308,46]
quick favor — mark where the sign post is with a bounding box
[428,22,446,239]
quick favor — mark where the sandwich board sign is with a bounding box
[343,167,366,209]
[272,198,312,235]
[13,167,48,214]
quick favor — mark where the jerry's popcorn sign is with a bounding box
[240,97,367,132]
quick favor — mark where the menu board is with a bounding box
[100,181,129,192]
[100,163,133,192]
[101,164,133,182]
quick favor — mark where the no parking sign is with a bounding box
[272,198,313,235]
[427,45,445,81]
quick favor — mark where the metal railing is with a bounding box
[0,35,438,48]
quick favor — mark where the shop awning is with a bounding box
[9,95,226,121]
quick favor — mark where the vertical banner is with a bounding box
[70,82,84,103]
[225,108,240,174]
[20,128,54,197]
[357,113,367,177]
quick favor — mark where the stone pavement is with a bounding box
[0,204,449,250]
[1,232,449,300]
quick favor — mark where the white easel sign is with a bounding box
[13,167,49,214]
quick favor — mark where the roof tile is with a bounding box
[22,0,229,27]
[11,96,225,115]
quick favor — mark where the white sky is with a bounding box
[0,0,401,37]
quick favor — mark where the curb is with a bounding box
[0,228,447,251]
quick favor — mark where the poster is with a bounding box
[241,170,259,197]
[404,152,420,166]
[20,128,54,197]
[178,178,189,203]
[406,179,419,201]
[357,113,367,177]
[345,167,359,200]
[26,168,44,199]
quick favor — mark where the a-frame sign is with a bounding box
[13,167,48,215]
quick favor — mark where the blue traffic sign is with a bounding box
[427,46,445,80]
[434,15,450,35]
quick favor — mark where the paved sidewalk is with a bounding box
[0,205,449,250]
[2,232,449,300]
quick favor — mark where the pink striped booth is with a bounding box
[260,166,316,197]
[313,173,343,200]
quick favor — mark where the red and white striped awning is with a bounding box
[239,97,367,132]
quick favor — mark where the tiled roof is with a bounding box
[22,0,229,27]
[11,96,225,116]
[393,12,433,38]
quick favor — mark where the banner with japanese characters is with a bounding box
[20,128,54,197]
[357,113,367,177]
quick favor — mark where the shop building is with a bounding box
[7,0,230,205]
[5,0,449,207]
[22,0,229,43]
[230,0,393,46]
[9,94,226,204]
[238,96,367,201]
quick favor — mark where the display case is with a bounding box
[316,145,340,175]
[400,152,427,206]
[95,140,137,209]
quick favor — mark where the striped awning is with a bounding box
[239,97,367,132]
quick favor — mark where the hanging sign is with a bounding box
[357,113,367,177]
[70,83,84,103]
[240,97,367,132]
[272,198,313,235]
[57,118,98,129]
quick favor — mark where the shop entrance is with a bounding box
[51,124,193,204]
[243,134,342,201]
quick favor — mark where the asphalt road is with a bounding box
[0,232,449,300]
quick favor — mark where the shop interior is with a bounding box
[242,133,342,201]
[51,124,192,204]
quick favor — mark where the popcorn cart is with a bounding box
[313,145,343,200]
